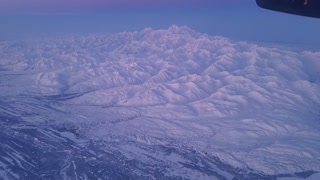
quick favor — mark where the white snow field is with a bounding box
[0,25,319,179]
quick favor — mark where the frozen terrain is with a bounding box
[0,25,319,179]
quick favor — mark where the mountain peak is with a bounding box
[167,25,196,34]
[140,25,196,36]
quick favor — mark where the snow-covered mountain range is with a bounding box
[0,25,320,179]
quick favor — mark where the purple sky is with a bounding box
[0,0,231,14]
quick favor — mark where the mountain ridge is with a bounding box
[0,25,320,178]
